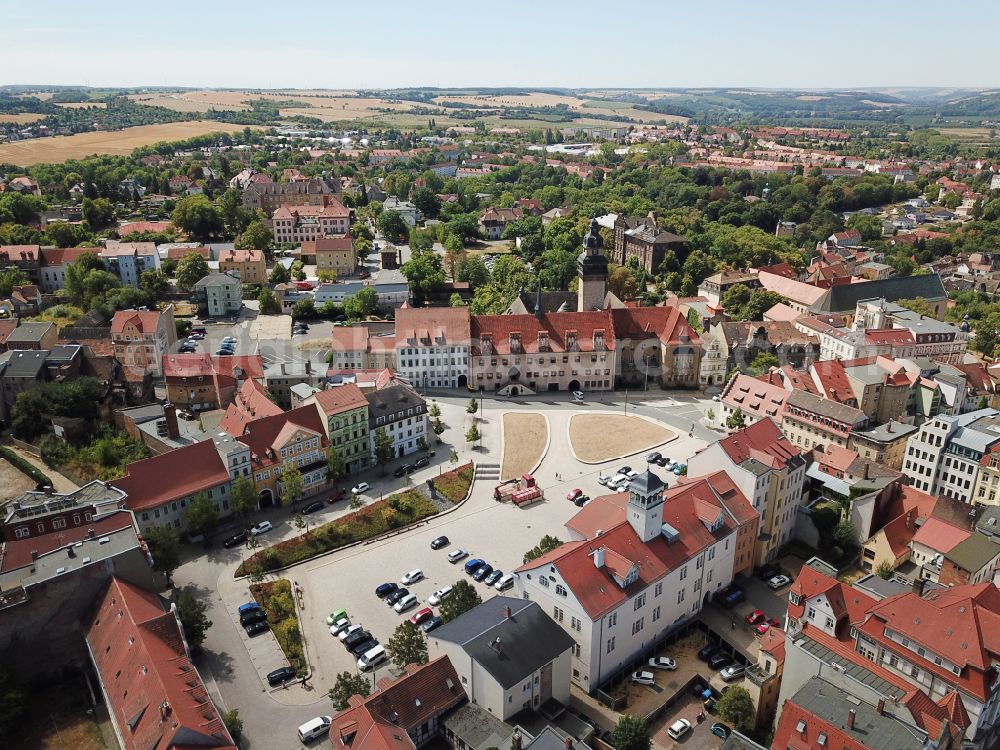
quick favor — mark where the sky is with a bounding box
[2,0,1000,90]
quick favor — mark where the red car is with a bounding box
[755,618,781,636]
[295,280,314,291]
[745,609,765,625]
[409,607,433,626]
[327,489,345,505]
[566,488,584,502]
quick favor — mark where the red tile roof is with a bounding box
[218,248,264,264]
[303,235,355,253]
[0,244,39,262]
[118,221,172,236]
[111,309,164,335]
[112,440,229,512]
[865,328,915,346]
[721,373,789,420]
[0,511,137,572]
[810,359,857,405]
[86,578,236,750]
[165,245,210,260]
[272,198,349,220]
[811,443,859,476]
[472,311,615,354]
[911,517,971,554]
[312,383,368,416]
[163,354,265,387]
[331,326,371,352]
[40,246,101,266]
[330,657,465,750]
[219,379,283,436]
[787,568,875,630]
[395,306,471,347]
[611,306,700,346]
[236,405,327,469]
[712,417,801,470]
[0,318,17,344]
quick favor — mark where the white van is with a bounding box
[297,715,332,742]
[494,573,515,591]
[358,644,387,671]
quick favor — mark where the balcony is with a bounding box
[746,664,771,687]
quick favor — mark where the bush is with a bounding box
[250,579,305,673]
[434,463,473,504]
[237,490,440,575]
[0,447,51,487]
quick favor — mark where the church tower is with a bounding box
[627,470,666,543]
[577,218,608,312]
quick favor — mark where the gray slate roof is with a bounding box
[432,597,575,690]
[813,274,946,313]
[0,349,48,377]
[785,388,867,425]
[6,321,53,343]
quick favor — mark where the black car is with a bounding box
[646,451,662,464]
[430,535,449,550]
[179,345,196,353]
[654,456,668,467]
[393,464,414,478]
[267,666,296,686]
[472,564,494,582]
[422,616,443,633]
[239,609,267,626]
[244,620,269,637]
[484,569,503,586]
[376,582,398,598]
[574,494,590,507]
[343,629,371,650]
[757,563,783,581]
[301,501,323,515]
[414,456,430,469]
[708,653,732,670]
[386,588,409,606]
[698,643,720,661]
[350,637,379,657]
[223,531,247,549]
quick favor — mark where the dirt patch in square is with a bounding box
[569,413,674,463]
[501,412,548,480]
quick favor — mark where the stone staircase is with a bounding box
[475,462,500,481]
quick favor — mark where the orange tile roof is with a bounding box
[86,578,236,750]
[611,305,700,346]
[40,246,101,266]
[236,405,327,468]
[112,440,229,512]
[395,306,471,347]
[721,373,789,420]
[810,359,857,405]
[911,517,971,554]
[472,310,615,354]
[111,309,164,335]
[713,417,801,470]
[312,383,368,415]
[219,379,283,435]
[0,244,39,262]
[303,235,355,253]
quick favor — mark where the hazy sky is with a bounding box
[3,0,999,90]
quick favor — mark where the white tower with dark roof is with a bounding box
[627,469,666,543]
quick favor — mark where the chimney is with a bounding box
[877,697,885,715]
[912,578,926,597]
[593,547,606,569]
[88,528,96,538]
[564,738,574,750]
[305,360,312,374]
[847,709,856,730]
[503,605,511,620]
[162,402,179,439]
[30,550,38,560]
[512,732,522,750]
[66,544,75,558]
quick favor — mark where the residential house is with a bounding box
[515,470,745,690]
[611,306,701,390]
[4,321,57,351]
[611,214,687,275]
[111,439,233,532]
[849,420,919,470]
[0,350,49,421]
[697,270,761,308]
[902,409,1000,500]
[429,598,574,719]
[163,353,265,414]
[478,206,523,240]
[366,382,427,458]
[394,306,472,390]
[0,244,41,282]
[305,384,371,474]
[242,177,336,214]
[329,657,465,750]
[714,321,820,373]
[193,272,243,317]
[383,197,420,227]
[264,360,326,409]
[718,373,790,429]
[111,306,177,378]
[939,535,1000,587]
[780,390,868,451]
[330,327,396,372]
[100,242,160,286]
[314,272,409,312]
[217,248,266,284]
[218,377,283,435]
[2,480,128,541]
[744,626,786,733]
[85,578,237,750]
[39,246,100,292]
[235,405,329,505]
[688,418,806,567]
[270,198,350,245]
[306,235,357,278]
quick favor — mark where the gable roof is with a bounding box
[432,598,575,689]
[713,417,802,471]
[111,440,229,511]
[721,373,789,421]
[395,306,471,347]
[235,405,326,466]
[86,578,236,750]
[312,383,368,416]
[219,378,283,435]
[111,309,163,335]
[471,311,615,354]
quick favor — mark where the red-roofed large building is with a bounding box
[331,327,397,372]
[218,378,283,436]
[112,440,232,532]
[515,470,751,689]
[717,373,789,429]
[86,577,237,750]
[303,384,371,474]
[112,306,177,377]
[163,353,265,413]
[395,306,472,390]
[270,198,350,244]
[689,418,806,567]
[39,246,102,292]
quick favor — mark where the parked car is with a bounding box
[394,594,418,613]
[422,616,443,633]
[572,390,585,402]
[646,451,662,464]
[484,569,504,586]
[179,344,196,353]
[301,501,323,515]
[338,624,363,643]
[597,472,611,486]
[447,548,468,563]
[216,347,234,355]
[267,666,297,686]
[430,535,449,550]
[400,569,424,585]
[240,609,266,626]
[745,609,765,625]
[350,637,379,658]
[630,671,656,686]
[325,608,347,626]
[223,531,247,548]
[429,586,452,606]
[327,489,345,504]
[342,629,371,649]
[393,464,414,478]
[648,657,677,670]
[494,574,515,591]
[566,488,584,502]
[756,618,781,636]
[386,588,409,606]
[654,456,668,467]
[617,466,636,478]
[238,601,260,616]
[722,587,745,606]
[710,722,730,739]
[351,482,370,495]
[573,494,590,507]
[464,558,484,575]
[720,665,745,681]
[708,653,733,670]
[409,607,433,626]
[245,619,269,637]
[190,327,207,336]
[698,643,720,661]
[768,574,791,589]
[329,617,351,637]
[376,582,398,598]
[250,521,273,536]
[667,719,691,741]
[757,563,782,581]
[472,564,494,582]
[414,456,430,469]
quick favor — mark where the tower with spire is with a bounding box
[577,217,608,312]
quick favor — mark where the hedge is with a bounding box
[250,579,305,673]
[0,446,52,488]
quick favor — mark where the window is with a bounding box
[555,584,567,597]
[631,618,644,635]
[606,637,615,654]
[633,594,646,610]
[654,582,662,597]
[607,613,617,627]
[652,606,660,622]
[570,617,581,631]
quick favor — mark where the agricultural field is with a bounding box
[0,120,256,166]
[54,101,106,109]
[0,113,43,124]
[938,127,1000,143]
[128,90,251,111]
[578,99,688,123]
[431,92,589,108]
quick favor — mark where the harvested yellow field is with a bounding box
[55,101,106,109]
[432,93,587,108]
[130,90,420,118]
[128,91,251,111]
[795,95,829,101]
[939,127,1000,142]
[0,121,258,166]
[0,113,43,124]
